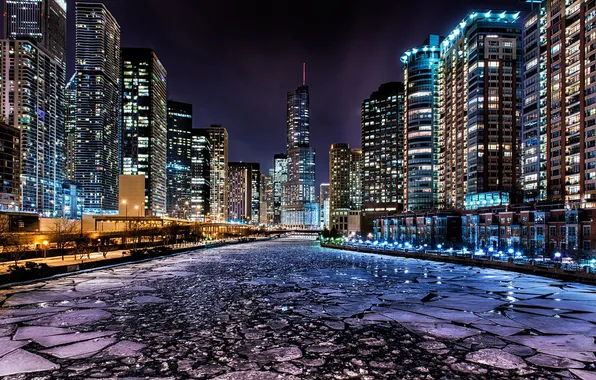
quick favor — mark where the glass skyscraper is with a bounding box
[281,70,317,228]
[121,48,168,217]
[75,2,121,214]
[361,82,405,233]
[441,11,522,210]
[1,0,66,216]
[191,129,211,221]
[166,101,193,218]
[205,125,228,222]
[401,35,444,212]
[272,153,288,225]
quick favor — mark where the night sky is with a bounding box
[8,0,529,188]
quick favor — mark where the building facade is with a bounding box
[522,1,596,207]
[65,73,77,183]
[228,162,260,223]
[361,82,405,233]
[1,0,67,216]
[75,2,121,214]
[0,122,20,212]
[191,129,211,221]
[441,11,522,210]
[166,101,192,218]
[272,153,288,225]
[402,35,444,213]
[282,72,318,228]
[205,125,228,222]
[319,183,330,229]
[121,48,168,217]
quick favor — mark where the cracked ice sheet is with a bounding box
[0,349,59,376]
[23,308,111,327]
[40,337,117,359]
[33,330,118,348]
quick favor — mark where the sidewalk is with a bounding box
[0,242,207,275]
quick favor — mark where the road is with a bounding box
[0,237,595,379]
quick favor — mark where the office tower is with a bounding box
[329,143,351,232]
[401,35,445,212]
[121,48,168,217]
[522,2,596,207]
[272,153,288,225]
[205,125,228,222]
[361,82,405,232]
[75,3,121,214]
[0,122,20,212]
[350,149,362,210]
[329,144,362,235]
[319,183,330,228]
[65,73,77,183]
[166,101,192,218]
[1,0,66,216]
[441,11,522,210]
[191,129,211,221]
[262,174,274,225]
[282,65,317,228]
[5,0,67,61]
[228,162,260,223]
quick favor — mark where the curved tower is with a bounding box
[401,35,444,212]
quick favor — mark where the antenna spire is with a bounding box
[302,62,306,86]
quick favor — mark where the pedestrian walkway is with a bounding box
[0,242,207,275]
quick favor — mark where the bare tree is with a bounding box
[73,236,90,260]
[0,214,11,254]
[48,219,79,261]
[164,222,182,246]
[5,234,29,266]
[99,238,111,259]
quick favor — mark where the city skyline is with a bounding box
[0,0,525,187]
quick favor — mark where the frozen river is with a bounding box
[1,237,596,379]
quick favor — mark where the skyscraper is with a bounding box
[282,65,317,228]
[441,11,522,210]
[121,48,168,217]
[272,153,288,225]
[0,122,20,212]
[205,125,228,222]
[5,0,67,61]
[361,82,405,233]
[1,0,66,216]
[319,183,330,229]
[75,3,121,214]
[65,73,77,183]
[522,2,596,207]
[228,162,260,223]
[329,144,362,235]
[401,35,444,212]
[191,129,211,221]
[166,101,193,218]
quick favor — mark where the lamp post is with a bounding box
[43,240,48,259]
[185,200,189,220]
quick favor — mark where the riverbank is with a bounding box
[0,237,272,287]
[323,243,596,285]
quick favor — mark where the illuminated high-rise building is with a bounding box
[75,2,121,214]
[272,153,288,225]
[205,125,228,222]
[121,48,168,216]
[0,0,66,216]
[319,183,330,228]
[166,101,192,218]
[228,162,260,223]
[329,144,362,235]
[281,65,317,228]
[522,1,596,207]
[401,35,444,212]
[191,129,211,221]
[441,11,522,210]
[361,82,405,233]
[65,73,77,183]
[5,0,67,61]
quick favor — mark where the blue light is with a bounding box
[555,252,562,258]
[485,11,491,18]
[437,244,442,249]
[508,248,514,254]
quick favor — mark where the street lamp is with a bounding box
[135,205,139,217]
[555,251,562,262]
[43,240,48,259]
